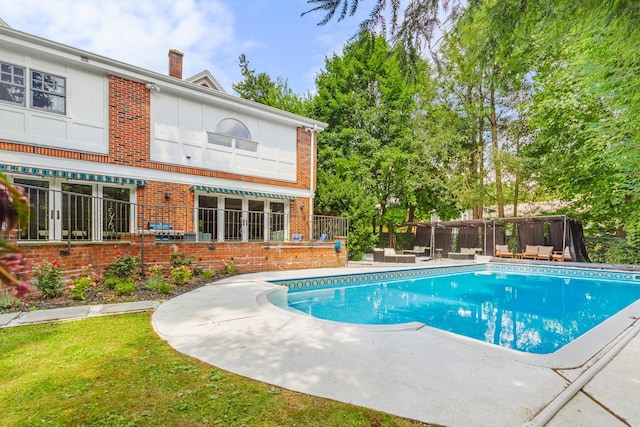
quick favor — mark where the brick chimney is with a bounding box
[168,49,184,79]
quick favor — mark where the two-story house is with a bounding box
[0,22,347,278]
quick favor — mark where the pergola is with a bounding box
[407,215,589,261]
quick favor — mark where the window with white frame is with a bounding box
[11,176,136,241]
[207,118,258,152]
[31,69,66,114]
[0,62,26,105]
[102,187,131,239]
[0,62,66,114]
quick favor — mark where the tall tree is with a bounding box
[312,32,452,256]
[232,54,310,116]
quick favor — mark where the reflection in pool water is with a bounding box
[286,270,640,354]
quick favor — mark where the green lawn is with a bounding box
[0,313,434,426]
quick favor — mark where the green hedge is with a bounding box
[585,237,640,265]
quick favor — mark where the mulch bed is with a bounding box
[2,273,235,314]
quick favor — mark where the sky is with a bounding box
[0,0,372,95]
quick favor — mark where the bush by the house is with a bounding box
[170,265,192,286]
[33,260,64,299]
[114,278,136,296]
[67,264,101,300]
[170,252,195,268]
[145,275,171,294]
[104,253,140,280]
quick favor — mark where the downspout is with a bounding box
[305,124,317,240]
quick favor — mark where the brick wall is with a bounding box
[108,76,152,167]
[11,239,347,283]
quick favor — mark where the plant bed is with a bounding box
[6,273,233,313]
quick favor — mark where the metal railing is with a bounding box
[7,185,348,244]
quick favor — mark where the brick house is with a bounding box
[0,22,347,281]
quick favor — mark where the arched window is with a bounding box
[208,118,258,152]
[216,118,251,140]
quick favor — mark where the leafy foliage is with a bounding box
[232,54,311,115]
[305,0,640,240]
[104,253,140,280]
[113,278,136,296]
[170,266,192,286]
[145,275,171,294]
[0,172,30,295]
[312,32,456,255]
[66,265,101,300]
[223,262,236,274]
[32,260,63,299]
[170,252,194,268]
[0,290,20,310]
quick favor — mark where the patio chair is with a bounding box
[552,246,572,262]
[537,246,555,261]
[519,245,540,260]
[495,244,514,258]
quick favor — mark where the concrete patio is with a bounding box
[151,259,640,427]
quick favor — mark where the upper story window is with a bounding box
[208,118,258,152]
[0,62,66,114]
[0,62,26,105]
[31,70,66,114]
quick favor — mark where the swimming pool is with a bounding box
[270,264,640,355]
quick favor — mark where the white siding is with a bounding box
[0,46,108,153]
[151,92,297,181]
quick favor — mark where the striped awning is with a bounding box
[0,164,146,186]
[190,185,296,200]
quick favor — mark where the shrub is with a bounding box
[223,262,236,274]
[585,237,640,264]
[147,264,164,278]
[33,260,63,299]
[146,275,171,294]
[114,278,136,296]
[103,276,120,290]
[104,253,140,280]
[170,265,192,286]
[0,291,20,310]
[170,252,195,268]
[201,269,216,279]
[67,264,102,300]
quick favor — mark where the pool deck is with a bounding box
[152,258,640,427]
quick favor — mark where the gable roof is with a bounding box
[185,70,226,93]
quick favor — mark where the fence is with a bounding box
[0,185,349,284]
[6,184,347,245]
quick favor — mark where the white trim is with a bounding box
[2,151,309,198]
[0,26,327,131]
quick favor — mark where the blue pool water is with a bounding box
[284,268,640,354]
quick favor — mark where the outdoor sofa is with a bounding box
[402,246,430,256]
[373,248,416,263]
[448,247,482,260]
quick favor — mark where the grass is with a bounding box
[0,312,434,426]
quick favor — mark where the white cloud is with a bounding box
[0,0,374,95]
[0,0,242,91]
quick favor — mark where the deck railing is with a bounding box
[5,185,348,244]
